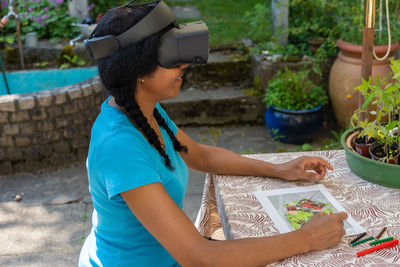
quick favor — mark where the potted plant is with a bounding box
[341,59,400,188]
[369,123,399,164]
[348,76,386,159]
[348,59,400,164]
[263,68,328,144]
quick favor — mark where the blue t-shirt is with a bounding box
[79,98,188,267]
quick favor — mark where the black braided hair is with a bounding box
[91,3,187,169]
[154,108,188,154]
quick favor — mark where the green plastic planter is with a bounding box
[341,128,400,189]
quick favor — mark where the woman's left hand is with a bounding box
[275,156,333,181]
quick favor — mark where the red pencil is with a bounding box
[356,239,399,257]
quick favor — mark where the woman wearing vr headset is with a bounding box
[79,1,347,266]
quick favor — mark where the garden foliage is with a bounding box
[263,68,328,111]
[245,0,400,74]
[0,0,80,41]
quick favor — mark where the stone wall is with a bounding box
[0,76,107,176]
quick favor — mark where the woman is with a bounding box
[79,1,347,266]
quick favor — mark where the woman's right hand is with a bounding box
[301,212,348,251]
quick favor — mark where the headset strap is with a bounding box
[86,0,176,59]
[117,1,176,46]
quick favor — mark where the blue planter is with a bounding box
[264,105,323,144]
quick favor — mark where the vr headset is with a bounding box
[84,0,209,68]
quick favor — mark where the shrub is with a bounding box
[263,68,328,110]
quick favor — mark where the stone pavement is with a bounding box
[0,124,302,267]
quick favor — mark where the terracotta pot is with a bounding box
[345,130,359,153]
[352,135,375,158]
[307,38,324,55]
[369,142,400,165]
[328,39,399,128]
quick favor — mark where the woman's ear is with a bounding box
[136,77,145,87]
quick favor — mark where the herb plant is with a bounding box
[350,59,400,162]
[263,68,328,111]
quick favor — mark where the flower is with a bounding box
[346,94,352,99]
[377,130,385,139]
[1,1,7,9]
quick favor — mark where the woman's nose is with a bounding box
[180,64,189,69]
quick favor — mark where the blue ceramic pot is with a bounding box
[264,105,323,144]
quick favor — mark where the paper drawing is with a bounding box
[254,184,365,236]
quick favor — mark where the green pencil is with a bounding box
[369,237,394,245]
[351,236,374,247]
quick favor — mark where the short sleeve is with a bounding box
[156,103,177,135]
[97,128,161,199]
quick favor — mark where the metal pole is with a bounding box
[359,0,376,121]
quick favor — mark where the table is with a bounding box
[195,150,400,266]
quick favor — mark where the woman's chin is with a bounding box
[159,88,181,101]
[171,88,181,98]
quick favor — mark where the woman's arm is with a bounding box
[121,183,347,266]
[176,128,333,181]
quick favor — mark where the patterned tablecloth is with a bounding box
[196,150,400,266]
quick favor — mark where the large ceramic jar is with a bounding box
[329,39,399,128]
[264,105,323,144]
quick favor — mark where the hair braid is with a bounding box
[115,88,174,170]
[153,109,188,154]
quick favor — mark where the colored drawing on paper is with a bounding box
[254,184,366,236]
[284,199,336,230]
